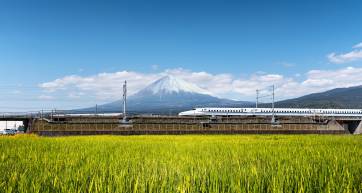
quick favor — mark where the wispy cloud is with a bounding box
[353,42,362,49]
[151,64,159,70]
[327,42,362,64]
[278,62,295,68]
[38,95,54,100]
[39,67,362,102]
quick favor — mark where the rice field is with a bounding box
[0,135,361,193]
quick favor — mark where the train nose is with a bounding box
[178,110,196,116]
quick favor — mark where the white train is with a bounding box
[178,108,362,117]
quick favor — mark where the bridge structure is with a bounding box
[1,111,360,135]
[0,112,43,132]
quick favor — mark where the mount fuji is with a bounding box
[80,75,253,114]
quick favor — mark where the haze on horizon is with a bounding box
[0,0,362,111]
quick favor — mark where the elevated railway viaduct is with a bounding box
[1,113,361,135]
[2,114,358,136]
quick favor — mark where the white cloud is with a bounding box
[302,66,362,89]
[328,42,362,64]
[39,67,362,102]
[353,42,362,49]
[39,71,159,100]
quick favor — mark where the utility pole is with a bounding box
[95,104,98,115]
[122,80,127,123]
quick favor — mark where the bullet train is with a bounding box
[178,108,362,117]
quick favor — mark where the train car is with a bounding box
[178,108,362,117]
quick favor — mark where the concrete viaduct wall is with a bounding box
[28,116,357,136]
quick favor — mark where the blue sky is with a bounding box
[1,0,362,111]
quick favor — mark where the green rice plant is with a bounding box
[0,134,361,193]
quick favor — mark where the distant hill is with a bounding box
[275,86,362,109]
[79,75,253,114]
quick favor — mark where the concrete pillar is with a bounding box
[327,120,349,133]
[353,120,362,135]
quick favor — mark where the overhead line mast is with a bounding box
[122,80,127,123]
[256,89,259,108]
[255,85,276,124]
[272,85,275,124]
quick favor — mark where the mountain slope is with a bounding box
[276,85,362,108]
[135,75,212,96]
[83,75,252,114]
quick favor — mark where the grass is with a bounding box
[0,134,361,193]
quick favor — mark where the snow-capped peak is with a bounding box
[139,75,212,95]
